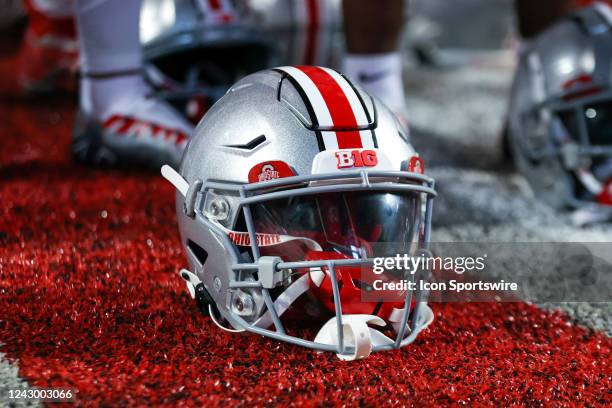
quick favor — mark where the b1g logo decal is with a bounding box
[335,150,379,169]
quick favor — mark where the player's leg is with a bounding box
[342,0,407,116]
[73,0,193,168]
[17,0,78,93]
[76,0,143,116]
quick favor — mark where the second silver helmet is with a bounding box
[508,2,612,211]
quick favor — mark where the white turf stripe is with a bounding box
[0,347,42,408]
[321,131,339,150]
[277,66,334,127]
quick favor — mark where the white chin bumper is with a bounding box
[314,304,435,361]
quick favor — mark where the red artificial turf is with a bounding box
[0,55,611,407]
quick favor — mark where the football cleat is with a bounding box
[73,94,193,169]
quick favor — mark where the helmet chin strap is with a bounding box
[576,167,603,196]
[182,223,430,359]
[570,169,612,226]
[255,261,434,361]
[213,222,323,252]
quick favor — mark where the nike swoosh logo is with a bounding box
[357,70,390,83]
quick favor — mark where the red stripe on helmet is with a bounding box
[296,66,363,149]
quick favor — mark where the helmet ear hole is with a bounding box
[187,240,209,267]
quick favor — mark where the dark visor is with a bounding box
[238,191,422,262]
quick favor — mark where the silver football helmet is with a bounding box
[140,0,345,125]
[140,0,272,124]
[162,66,436,360]
[508,2,612,211]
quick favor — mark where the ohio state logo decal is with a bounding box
[259,165,279,182]
[408,156,425,174]
[248,161,295,183]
